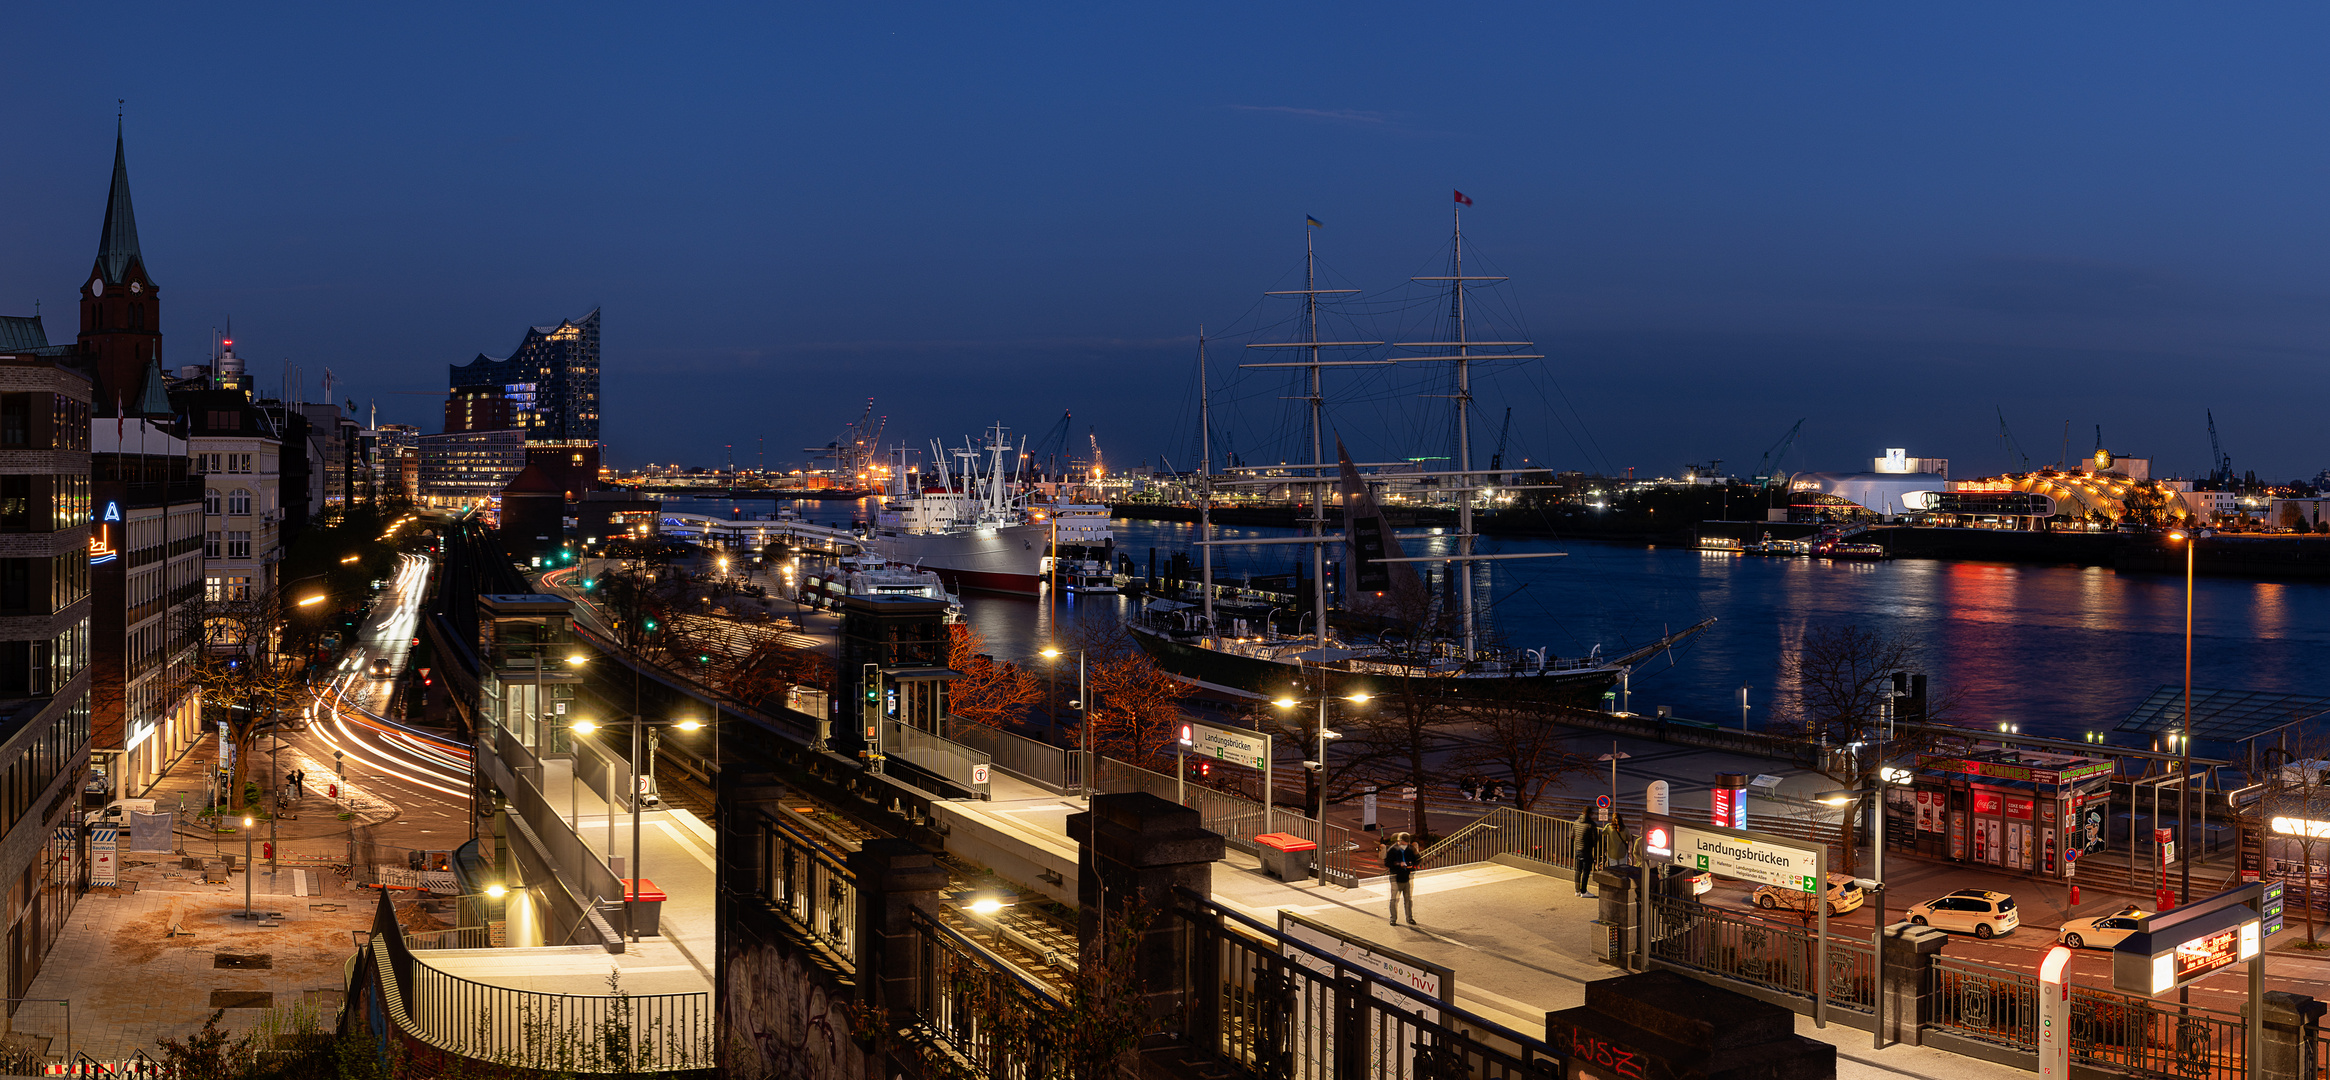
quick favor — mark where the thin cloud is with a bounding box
[1229,105,1393,126]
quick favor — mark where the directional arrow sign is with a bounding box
[1672,825,1818,892]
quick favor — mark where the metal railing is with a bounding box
[376,907,711,1073]
[1931,956,2248,1080]
[883,720,994,793]
[1090,756,1363,887]
[947,721,1084,793]
[1180,887,1561,1079]
[405,926,496,951]
[486,730,626,946]
[762,805,859,964]
[1423,806,1585,873]
[1647,895,1875,1015]
[910,905,1060,1080]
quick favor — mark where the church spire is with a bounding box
[96,115,144,285]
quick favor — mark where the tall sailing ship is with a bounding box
[1132,200,1712,703]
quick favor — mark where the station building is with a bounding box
[1890,749,2116,879]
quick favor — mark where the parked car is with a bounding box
[2058,905,2149,949]
[1906,889,2021,939]
[1752,873,1865,917]
[369,658,394,679]
[1655,865,1714,897]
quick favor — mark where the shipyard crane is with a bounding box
[1088,426,1104,479]
[1486,407,1513,483]
[1997,409,2034,473]
[1027,410,1073,482]
[1753,419,1805,488]
[2206,409,2233,487]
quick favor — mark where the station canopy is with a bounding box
[2113,686,2330,746]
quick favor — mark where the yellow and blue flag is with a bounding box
[1306,215,1323,228]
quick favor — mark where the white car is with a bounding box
[1752,873,1866,917]
[2058,905,2149,950]
[1906,889,2021,939]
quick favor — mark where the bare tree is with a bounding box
[1454,689,1597,813]
[175,587,313,814]
[1774,623,1952,874]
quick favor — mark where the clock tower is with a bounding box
[77,121,161,417]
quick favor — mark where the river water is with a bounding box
[666,496,2330,742]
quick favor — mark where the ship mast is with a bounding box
[1199,330,1215,632]
[1387,198,1546,659]
[1241,221,1385,646]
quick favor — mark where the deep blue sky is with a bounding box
[5,5,2328,479]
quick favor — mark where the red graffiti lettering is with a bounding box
[1566,1029,1644,1079]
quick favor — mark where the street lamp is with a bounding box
[2166,528,2208,906]
[1818,784,1891,1050]
[569,716,703,941]
[1041,647,1088,801]
[1273,689,1368,821]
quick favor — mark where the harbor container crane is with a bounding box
[2206,409,2233,487]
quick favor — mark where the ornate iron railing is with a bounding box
[1180,888,1561,1079]
[1646,895,1875,1014]
[909,905,1059,1080]
[760,804,859,964]
[1933,956,2247,1080]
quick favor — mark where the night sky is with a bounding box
[4,5,2328,480]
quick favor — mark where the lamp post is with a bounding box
[1819,781,1890,1050]
[240,815,256,920]
[1041,647,1088,801]
[2167,528,2206,905]
[1273,687,1369,822]
[570,716,703,941]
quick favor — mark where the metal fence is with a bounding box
[1646,895,1875,1015]
[758,804,859,963]
[379,919,712,1073]
[947,722,1083,794]
[883,720,994,793]
[1179,888,1561,1079]
[1091,757,1361,887]
[1932,956,2248,1080]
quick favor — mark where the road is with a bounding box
[266,553,477,850]
[1691,865,2330,1011]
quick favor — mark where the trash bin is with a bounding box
[621,878,667,936]
[1253,833,1317,881]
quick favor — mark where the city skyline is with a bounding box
[4,6,2330,478]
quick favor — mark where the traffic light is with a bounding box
[861,663,881,738]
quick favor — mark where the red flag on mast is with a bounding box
[1453,190,1473,206]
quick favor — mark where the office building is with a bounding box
[448,310,600,446]
[89,418,202,798]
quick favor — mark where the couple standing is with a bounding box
[1571,810,1630,898]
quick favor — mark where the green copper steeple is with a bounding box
[96,121,144,284]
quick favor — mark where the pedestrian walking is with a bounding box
[291,770,304,799]
[1572,811,1601,897]
[1384,832,1421,925]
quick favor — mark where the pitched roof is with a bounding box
[0,316,48,352]
[96,124,144,285]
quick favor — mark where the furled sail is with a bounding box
[1338,437,1429,625]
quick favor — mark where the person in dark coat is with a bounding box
[1384,832,1422,925]
[1573,811,1602,897]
